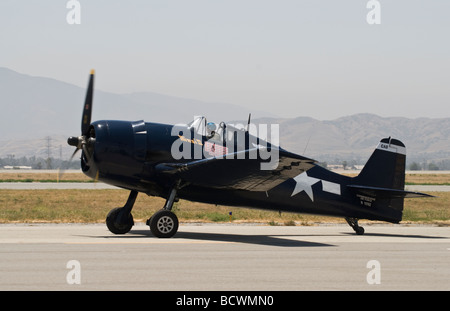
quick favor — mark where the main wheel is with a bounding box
[355,226,365,235]
[149,209,179,238]
[106,207,134,234]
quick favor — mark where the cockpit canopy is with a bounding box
[186,116,278,153]
[187,116,231,141]
[187,116,207,136]
[185,116,281,160]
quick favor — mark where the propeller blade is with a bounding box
[82,69,95,136]
[57,148,81,181]
[70,147,81,162]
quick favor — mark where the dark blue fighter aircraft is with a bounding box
[67,71,432,238]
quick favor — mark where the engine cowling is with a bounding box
[85,120,149,186]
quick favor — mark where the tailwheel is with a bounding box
[345,217,365,235]
[148,209,179,238]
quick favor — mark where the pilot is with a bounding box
[206,122,219,140]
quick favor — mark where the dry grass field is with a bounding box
[342,172,450,185]
[0,188,448,225]
[0,171,448,225]
[404,173,450,185]
[0,172,91,182]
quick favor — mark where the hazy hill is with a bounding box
[1,67,449,166]
[0,67,272,159]
[0,67,271,139]
[250,114,450,165]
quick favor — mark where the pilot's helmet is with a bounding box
[206,122,216,132]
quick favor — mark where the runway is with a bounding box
[0,223,448,291]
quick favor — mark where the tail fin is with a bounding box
[348,138,432,223]
[355,137,406,190]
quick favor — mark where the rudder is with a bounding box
[355,137,406,190]
[346,138,432,227]
[351,137,407,222]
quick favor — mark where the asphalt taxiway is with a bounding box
[0,223,448,291]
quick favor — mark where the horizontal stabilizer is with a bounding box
[347,185,434,199]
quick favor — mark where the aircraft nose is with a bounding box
[87,120,148,176]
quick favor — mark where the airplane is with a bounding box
[67,70,432,238]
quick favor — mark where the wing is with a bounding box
[155,148,316,191]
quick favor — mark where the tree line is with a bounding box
[0,156,79,170]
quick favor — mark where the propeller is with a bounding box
[82,69,94,136]
[60,69,96,179]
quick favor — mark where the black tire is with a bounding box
[106,207,134,234]
[149,209,179,238]
[355,226,365,235]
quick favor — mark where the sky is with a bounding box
[1,0,450,120]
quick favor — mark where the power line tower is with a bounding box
[45,136,52,169]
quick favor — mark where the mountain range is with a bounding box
[1,67,449,166]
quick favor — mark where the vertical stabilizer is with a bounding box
[355,137,406,190]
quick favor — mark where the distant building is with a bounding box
[3,165,32,170]
[328,164,344,170]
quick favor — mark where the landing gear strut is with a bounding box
[345,217,365,235]
[105,183,180,238]
[146,184,179,238]
[106,190,138,234]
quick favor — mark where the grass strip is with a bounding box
[0,189,448,225]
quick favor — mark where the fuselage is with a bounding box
[82,119,402,224]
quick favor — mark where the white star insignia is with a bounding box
[291,172,321,201]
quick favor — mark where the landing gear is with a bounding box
[147,209,179,238]
[105,184,180,238]
[106,190,138,234]
[345,217,365,235]
[147,184,179,238]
